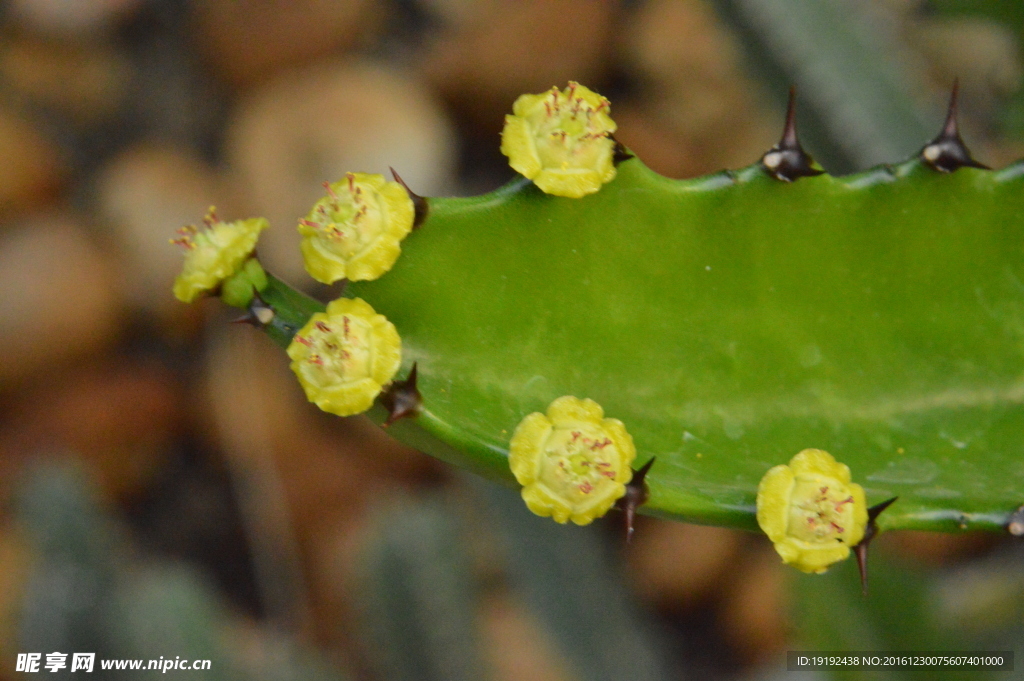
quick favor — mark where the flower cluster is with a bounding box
[501,82,617,198]
[509,395,635,525]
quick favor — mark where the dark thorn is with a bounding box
[761,86,824,182]
[1007,504,1024,536]
[853,497,898,596]
[867,496,898,524]
[381,363,422,427]
[920,80,989,173]
[615,457,656,543]
[390,167,429,229]
[229,290,275,328]
[854,541,870,596]
[610,135,634,166]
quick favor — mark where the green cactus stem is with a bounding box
[251,108,1024,535]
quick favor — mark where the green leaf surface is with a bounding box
[272,155,1024,533]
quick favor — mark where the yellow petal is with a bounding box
[755,464,794,543]
[509,412,552,484]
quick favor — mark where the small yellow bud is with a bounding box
[500,82,617,198]
[287,297,401,417]
[172,209,268,304]
[298,172,415,284]
[509,396,636,525]
[756,449,869,574]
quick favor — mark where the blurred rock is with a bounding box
[206,327,438,647]
[7,0,142,38]
[205,328,433,499]
[304,510,373,651]
[422,0,618,129]
[719,546,788,665]
[0,35,131,126]
[905,16,1023,160]
[932,548,1024,632]
[226,61,456,282]
[628,519,741,609]
[877,529,996,567]
[619,0,777,177]
[223,618,353,679]
[192,0,386,89]
[0,105,64,217]
[0,358,179,504]
[612,105,702,180]
[624,0,738,88]
[95,144,238,326]
[0,214,122,387]
[908,18,1022,104]
[479,591,575,681]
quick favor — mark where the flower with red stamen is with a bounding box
[172,208,268,305]
[500,82,617,198]
[298,172,414,284]
[287,297,401,417]
[756,449,868,574]
[509,395,636,525]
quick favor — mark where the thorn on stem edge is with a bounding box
[615,456,656,543]
[381,363,422,427]
[390,167,429,229]
[854,497,898,596]
[920,79,989,173]
[761,86,824,182]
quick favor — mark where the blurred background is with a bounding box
[1,0,1024,679]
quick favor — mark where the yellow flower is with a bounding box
[298,172,415,284]
[287,297,401,417]
[756,449,868,574]
[500,82,617,198]
[172,209,268,304]
[509,396,636,525]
